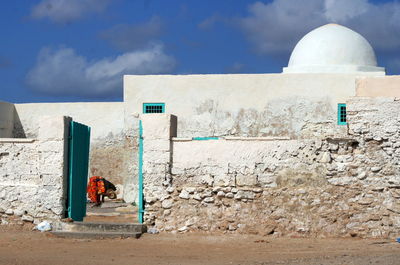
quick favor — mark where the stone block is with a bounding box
[170,166,185,175]
[186,187,196,193]
[204,197,215,203]
[38,141,63,152]
[39,152,64,175]
[234,190,255,200]
[141,114,177,140]
[236,174,257,186]
[143,173,166,187]
[21,215,34,222]
[192,174,214,187]
[41,174,63,186]
[371,166,382,172]
[20,174,41,185]
[143,151,171,164]
[319,152,331,163]
[258,173,277,187]
[214,174,235,187]
[144,139,171,152]
[143,163,167,174]
[179,190,190,199]
[161,199,173,209]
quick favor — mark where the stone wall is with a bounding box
[0,116,69,225]
[141,98,400,238]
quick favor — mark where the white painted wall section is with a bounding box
[15,102,124,139]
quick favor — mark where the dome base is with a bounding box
[282,64,385,75]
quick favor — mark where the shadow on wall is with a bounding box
[12,105,26,138]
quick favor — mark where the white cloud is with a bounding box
[31,0,111,23]
[198,14,221,30]
[324,0,369,22]
[237,0,400,56]
[237,0,326,54]
[26,44,176,97]
[99,16,164,51]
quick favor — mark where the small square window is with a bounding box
[143,103,165,114]
[338,104,347,125]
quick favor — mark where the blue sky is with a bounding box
[0,0,399,103]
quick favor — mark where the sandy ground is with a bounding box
[1,225,400,265]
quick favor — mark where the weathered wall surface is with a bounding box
[356,76,400,97]
[14,102,128,199]
[14,102,123,139]
[122,112,140,203]
[141,100,400,238]
[0,101,14,138]
[0,116,69,225]
[124,73,358,139]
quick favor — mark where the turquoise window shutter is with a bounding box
[338,104,347,125]
[143,103,165,113]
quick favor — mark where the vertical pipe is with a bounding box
[138,120,144,223]
[84,126,91,219]
[66,121,73,218]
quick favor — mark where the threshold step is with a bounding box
[54,222,147,233]
[51,231,142,239]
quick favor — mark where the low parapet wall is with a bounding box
[0,116,70,224]
[356,76,400,97]
[140,99,400,237]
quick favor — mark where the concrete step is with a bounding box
[51,231,142,239]
[54,221,147,234]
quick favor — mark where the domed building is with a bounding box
[3,23,395,203]
[3,23,400,237]
[283,24,385,74]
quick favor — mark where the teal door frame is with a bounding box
[67,121,91,221]
[138,120,144,223]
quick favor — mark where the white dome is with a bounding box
[283,24,385,74]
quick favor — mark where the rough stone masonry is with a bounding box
[141,97,400,238]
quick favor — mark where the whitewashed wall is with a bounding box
[14,102,123,139]
[356,76,400,97]
[124,73,361,139]
[0,116,69,224]
[122,73,360,204]
[14,102,129,200]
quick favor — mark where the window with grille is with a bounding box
[338,103,347,125]
[143,103,165,113]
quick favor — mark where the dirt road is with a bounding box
[1,225,399,265]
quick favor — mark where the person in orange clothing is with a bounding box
[87,176,117,206]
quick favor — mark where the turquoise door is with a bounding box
[67,121,91,221]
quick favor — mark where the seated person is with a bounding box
[87,176,117,206]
